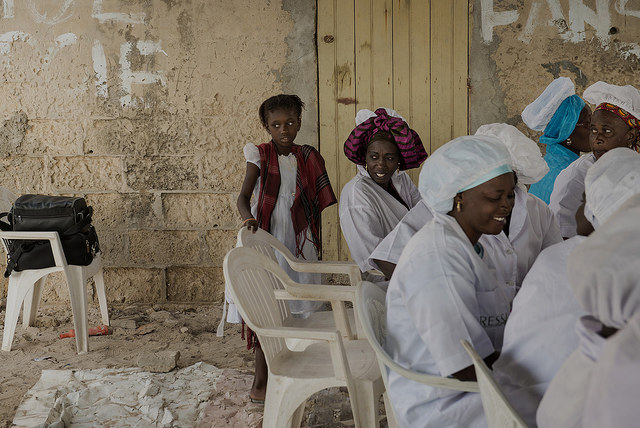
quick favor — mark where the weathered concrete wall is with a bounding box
[0,0,317,304]
[470,0,640,137]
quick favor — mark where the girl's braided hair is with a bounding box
[259,94,305,129]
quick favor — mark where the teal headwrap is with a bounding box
[539,95,585,146]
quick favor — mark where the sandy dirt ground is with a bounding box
[0,302,384,427]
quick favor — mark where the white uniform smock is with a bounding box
[369,185,561,289]
[385,212,516,428]
[241,143,321,316]
[536,316,606,428]
[339,164,421,274]
[581,314,640,428]
[492,236,586,426]
[549,153,595,238]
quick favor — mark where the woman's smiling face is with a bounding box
[452,172,516,244]
[365,135,400,187]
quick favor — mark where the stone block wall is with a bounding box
[0,0,317,304]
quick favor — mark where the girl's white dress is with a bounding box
[218,143,321,334]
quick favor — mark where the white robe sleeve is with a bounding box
[339,185,390,272]
[368,200,433,267]
[549,155,593,238]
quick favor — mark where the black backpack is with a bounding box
[0,195,100,277]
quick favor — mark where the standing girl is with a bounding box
[236,94,337,403]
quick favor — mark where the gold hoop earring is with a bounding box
[456,200,462,213]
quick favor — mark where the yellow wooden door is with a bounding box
[318,0,469,261]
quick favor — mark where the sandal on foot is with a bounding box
[249,395,265,405]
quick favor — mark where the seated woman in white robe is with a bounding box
[538,196,640,428]
[495,148,640,426]
[339,108,427,282]
[550,81,640,238]
[535,150,640,428]
[369,123,561,285]
[523,77,592,204]
[385,135,516,428]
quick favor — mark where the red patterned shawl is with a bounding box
[256,141,337,257]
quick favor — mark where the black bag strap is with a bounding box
[0,212,11,232]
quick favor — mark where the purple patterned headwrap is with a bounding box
[343,108,428,170]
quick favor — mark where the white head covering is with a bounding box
[521,77,576,131]
[418,135,513,213]
[568,198,640,329]
[584,148,640,229]
[355,107,407,126]
[583,81,640,120]
[475,123,549,185]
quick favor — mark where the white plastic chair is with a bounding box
[461,339,528,428]
[224,246,385,428]
[231,226,361,341]
[355,281,480,428]
[1,231,109,354]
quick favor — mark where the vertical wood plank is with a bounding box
[392,0,411,119]
[355,0,372,112]
[371,0,393,108]
[408,0,431,184]
[335,0,356,261]
[453,0,469,137]
[430,1,454,152]
[318,0,340,261]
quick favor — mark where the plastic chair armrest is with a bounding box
[285,259,362,284]
[254,326,341,342]
[282,282,356,302]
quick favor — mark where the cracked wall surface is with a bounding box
[0,0,317,304]
[470,0,640,140]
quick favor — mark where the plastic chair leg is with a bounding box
[93,268,109,326]
[66,266,89,354]
[350,379,380,428]
[383,391,399,428]
[22,276,47,327]
[289,400,306,428]
[263,375,315,428]
[2,275,38,351]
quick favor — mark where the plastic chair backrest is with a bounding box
[237,226,295,262]
[460,339,529,428]
[224,246,294,363]
[236,227,291,322]
[355,281,479,393]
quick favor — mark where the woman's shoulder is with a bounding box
[571,152,596,169]
[339,173,370,203]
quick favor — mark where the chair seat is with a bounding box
[0,231,109,355]
[271,339,381,381]
[283,307,358,350]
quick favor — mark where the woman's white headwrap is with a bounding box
[475,123,549,185]
[584,147,640,229]
[418,135,513,214]
[568,198,640,329]
[521,77,576,131]
[583,81,640,120]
